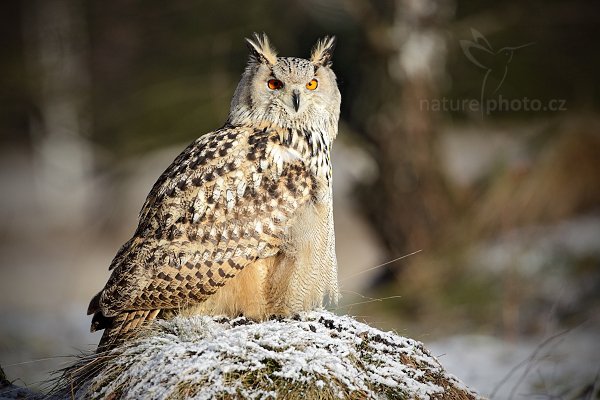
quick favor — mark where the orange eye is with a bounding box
[306,79,318,90]
[267,79,284,90]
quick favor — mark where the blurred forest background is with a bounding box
[1,0,599,398]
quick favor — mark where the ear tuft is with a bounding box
[310,36,337,67]
[246,33,278,65]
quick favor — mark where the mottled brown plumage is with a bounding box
[88,34,341,349]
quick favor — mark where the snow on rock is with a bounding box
[52,311,481,399]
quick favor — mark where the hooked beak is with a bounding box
[292,89,300,112]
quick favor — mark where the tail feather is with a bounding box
[95,309,161,352]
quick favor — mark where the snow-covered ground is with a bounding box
[429,322,600,399]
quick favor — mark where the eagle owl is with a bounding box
[88,34,341,348]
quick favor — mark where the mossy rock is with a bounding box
[49,311,481,399]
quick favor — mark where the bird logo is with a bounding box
[460,28,533,112]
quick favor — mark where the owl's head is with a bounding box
[229,33,341,142]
